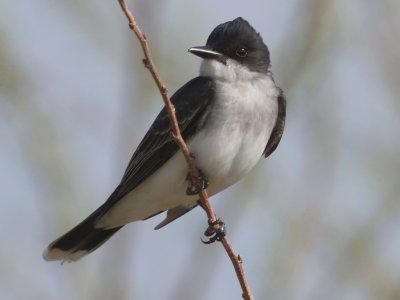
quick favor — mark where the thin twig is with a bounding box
[117,1,254,299]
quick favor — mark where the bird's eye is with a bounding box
[235,47,248,58]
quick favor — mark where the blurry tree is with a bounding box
[1,0,400,300]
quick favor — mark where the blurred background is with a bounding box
[1,0,400,299]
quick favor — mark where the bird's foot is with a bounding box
[201,218,226,244]
[186,170,209,195]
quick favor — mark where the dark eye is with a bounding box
[235,47,248,58]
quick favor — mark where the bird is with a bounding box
[43,17,286,262]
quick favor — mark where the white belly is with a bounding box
[96,75,279,229]
[189,78,278,193]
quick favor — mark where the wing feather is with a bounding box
[263,88,286,157]
[101,77,215,211]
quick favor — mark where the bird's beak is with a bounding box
[188,46,222,59]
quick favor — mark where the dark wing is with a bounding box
[104,76,215,207]
[44,79,215,258]
[263,88,286,157]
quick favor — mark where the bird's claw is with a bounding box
[201,218,226,244]
[186,170,209,195]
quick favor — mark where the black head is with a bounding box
[189,17,270,73]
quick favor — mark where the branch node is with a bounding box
[237,255,243,263]
[142,58,149,68]
[160,86,168,94]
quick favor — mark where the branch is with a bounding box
[117,1,254,299]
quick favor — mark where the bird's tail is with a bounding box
[43,206,123,262]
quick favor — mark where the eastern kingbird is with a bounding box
[43,17,286,262]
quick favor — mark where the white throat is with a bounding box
[199,58,269,83]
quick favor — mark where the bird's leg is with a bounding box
[186,169,209,195]
[201,218,226,244]
[196,201,226,244]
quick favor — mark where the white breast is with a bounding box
[190,58,280,194]
[96,59,280,228]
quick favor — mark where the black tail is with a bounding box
[43,206,123,262]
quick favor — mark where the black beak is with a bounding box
[188,46,222,59]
